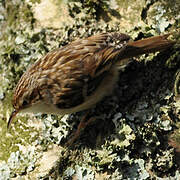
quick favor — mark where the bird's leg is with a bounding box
[65,112,96,147]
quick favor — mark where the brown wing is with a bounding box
[13,32,175,112]
[31,33,131,109]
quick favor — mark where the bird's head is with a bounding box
[8,70,41,128]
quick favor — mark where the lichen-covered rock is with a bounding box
[0,0,179,179]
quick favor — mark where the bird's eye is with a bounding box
[22,100,28,106]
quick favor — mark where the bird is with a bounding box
[7,32,175,145]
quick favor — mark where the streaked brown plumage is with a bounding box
[8,33,175,137]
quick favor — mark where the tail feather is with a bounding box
[118,34,175,60]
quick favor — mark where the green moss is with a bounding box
[0,0,43,162]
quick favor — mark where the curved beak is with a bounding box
[7,110,19,129]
